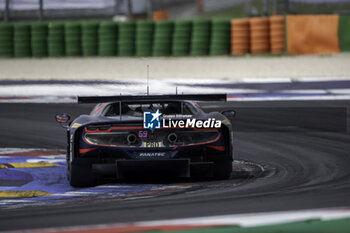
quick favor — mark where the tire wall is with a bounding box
[0,15,349,58]
[338,15,350,52]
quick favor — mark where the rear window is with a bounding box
[104,102,193,117]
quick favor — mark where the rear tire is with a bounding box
[69,162,96,187]
[214,159,232,180]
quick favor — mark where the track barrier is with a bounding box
[269,16,285,54]
[338,15,350,52]
[172,20,192,56]
[209,19,230,55]
[287,14,340,55]
[0,14,349,58]
[98,21,117,56]
[250,17,270,54]
[135,21,154,57]
[81,21,98,57]
[230,18,250,55]
[190,19,211,56]
[152,10,168,21]
[153,21,173,56]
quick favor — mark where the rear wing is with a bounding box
[77,94,227,104]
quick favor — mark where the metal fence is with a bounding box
[0,0,148,21]
[281,0,350,14]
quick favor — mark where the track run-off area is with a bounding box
[0,78,350,232]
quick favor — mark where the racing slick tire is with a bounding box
[213,159,232,179]
[68,162,96,187]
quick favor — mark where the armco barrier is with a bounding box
[338,15,350,52]
[287,14,339,55]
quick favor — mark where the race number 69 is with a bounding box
[138,131,148,138]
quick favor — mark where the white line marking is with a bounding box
[26,159,65,163]
[0,200,33,204]
[10,207,350,233]
[52,192,101,197]
[1,78,350,103]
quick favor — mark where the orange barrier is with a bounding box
[269,16,285,54]
[249,17,270,54]
[231,18,250,55]
[286,15,339,55]
[153,11,168,21]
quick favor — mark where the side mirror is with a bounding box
[222,110,236,120]
[55,113,71,128]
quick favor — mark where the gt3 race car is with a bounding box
[56,94,235,187]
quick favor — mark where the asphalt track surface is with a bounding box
[1,100,350,231]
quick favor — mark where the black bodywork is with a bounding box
[58,94,234,187]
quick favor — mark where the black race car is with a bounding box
[56,94,235,187]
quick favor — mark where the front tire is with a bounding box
[69,162,96,187]
[213,159,232,179]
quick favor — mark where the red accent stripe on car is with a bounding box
[79,148,97,154]
[57,119,67,123]
[192,128,218,131]
[181,133,221,147]
[207,146,225,151]
[84,126,143,133]
[91,103,105,115]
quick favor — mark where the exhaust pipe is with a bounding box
[168,133,177,144]
[127,134,137,145]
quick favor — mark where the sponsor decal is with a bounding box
[71,123,82,129]
[143,111,221,129]
[143,141,163,148]
[138,130,148,138]
[221,119,231,126]
[143,110,162,129]
[139,152,166,157]
[162,118,221,129]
